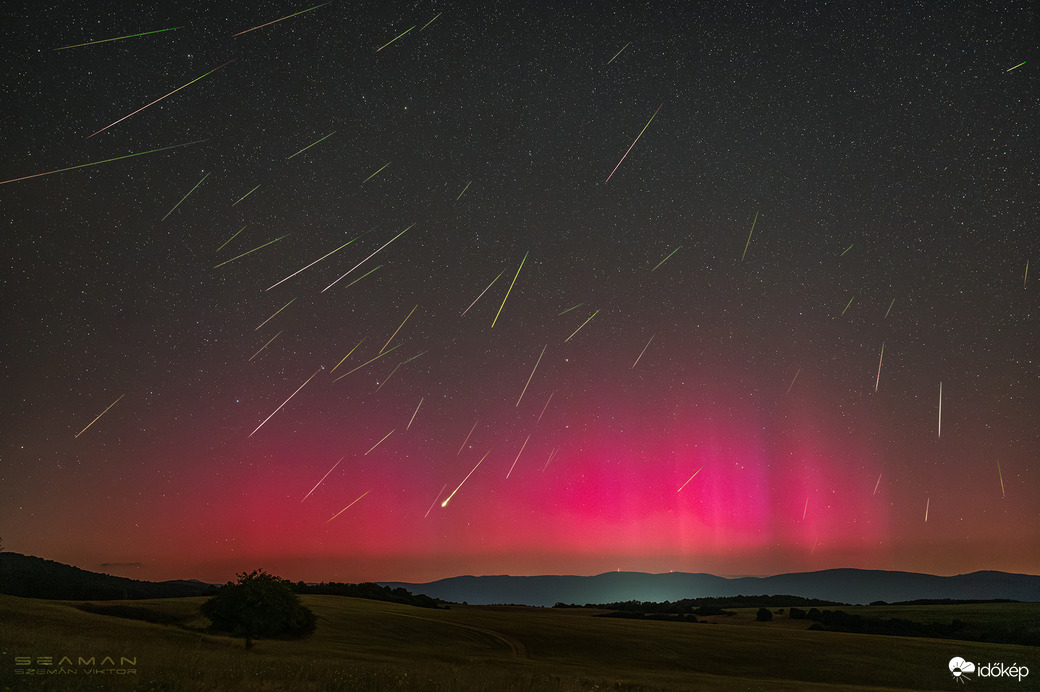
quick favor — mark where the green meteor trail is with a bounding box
[741,211,758,262]
[565,309,600,342]
[363,162,390,183]
[216,226,247,252]
[841,296,854,317]
[0,139,207,186]
[161,172,210,221]
[213,235,289,269]
[652,246,681,271]
[558,303,583,316]
[232,184,261,206]
[606,42,631,65]
[492,252,528,328]
[55,26,183,51]
[840,244,853,256]
[287,131,336,160]
[377,25,415,51]
[1006,60,1026,72]
[421,12,442,31]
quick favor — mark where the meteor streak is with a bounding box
[741,211,758,262]
[516,345,547,407]
[327,490,371,523]
[55,26,183,50]
[74,394,125,438]
[606,42,631,65]
[421,12,442,31]
[216,226,246,252]
[248,368,320,438]
[537,390,555,423]
[491,252,528,328]
[557,303,583,316]
[161,172,209,221]
[652,246,681,271]
[331,337,366,373]
[564,309,599,342]
[541,448,558,471]
[302,457,342,502]
[462,270,504,316]
[343,264,382,288]
[457,420,478,456]
[925,496,930,522]
[232,184,261,206]
[605,103,662,183]
[267,229,374,291]
[424,484,446,518]
[442,447,492,507]
[677,467,702,492]
[631,333,656,369]
[840,244,853,256]
[213,235,288,269]
[249,330,283,361]
[873,472,882,495]
[407,398,423,430]
[1025,259,1029,288]
[786,368,801,394]
[86,60,235,139]
[376,25,415,51]
[287,131,336,160]
[456,181,471,200]
[998,460,1005,498]
[234,2,330,37]
[0,139,207,186]
[381,305,417,353]
[507,434,530,479]
[363,162,390,183]
[255,298,296,331]
[840,296,854,317]
[884,297,895,319]
[365,429,395,455]
[322,224,415,292]
[875,342,885,392]
[332,343,401,381]
[1006,60,1026,72]
[803,497,808,521]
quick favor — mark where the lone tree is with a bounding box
[201,569,316,649]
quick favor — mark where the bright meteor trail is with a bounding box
[376,25,415,51]
[322,224,415,292]
[491,252,528,328]
[302,457,342,502]
[234,2,331,37]
[442,447,493,507]
[462,270,504,316]
[266,229,372,291]
[605,103,663,183]
[741,211,759,262]
[213,235,289,269]
[55,26,183,51]
[85,60,236,139]
[0,139,207,186]
[564,309,600,342]
[248,368,321,438]
[287,131,336,160]
[516,344,547,407]
[74,394,125,438]
[327,490,371,523]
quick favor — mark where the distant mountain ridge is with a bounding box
[380,568,1040,607]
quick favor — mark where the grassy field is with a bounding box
[2,594,1036,691]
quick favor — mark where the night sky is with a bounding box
[1,2,1037,585]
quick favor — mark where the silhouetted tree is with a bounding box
[756,607,773,622]
[201,569,316,649]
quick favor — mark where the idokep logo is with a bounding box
[949,657,1030,683]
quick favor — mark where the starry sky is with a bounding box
[1,1,1037,585]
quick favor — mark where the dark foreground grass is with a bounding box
[2,594,1036,691]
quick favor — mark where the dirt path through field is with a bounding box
[377,611,529,659]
